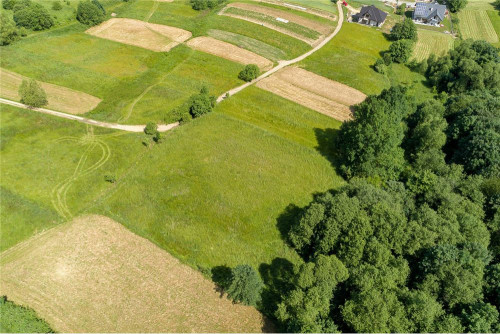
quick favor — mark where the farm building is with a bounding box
[352,5,388,27]
[413,2,447,25]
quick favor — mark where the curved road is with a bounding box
[217,0,344,102]
[0,98,179,133]
[0,2,344,132]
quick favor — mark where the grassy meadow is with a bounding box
[300,22,433,101]
[1,89,344,268]
[412,30,455,62]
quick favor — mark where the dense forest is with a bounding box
[264,39,500,332]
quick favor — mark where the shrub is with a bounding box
[76,0,105,26]
[374,58,387,74]
[19,79,48,108]
[391,17,417,41]
[383,52,393,65]
[52,1,62,10]
[389,39,414,63]
[226,265,263,306]
[396,3,406,15]
[13,3,54,30]
[12,0,32,12]
[2,0,19,10]
[153,131,164,143]
[104,174,116,183]
[188,87,216,118]
[144,122,158,135]
[190,0,226,10]
[238,64,260,82]
[0,13,20,45]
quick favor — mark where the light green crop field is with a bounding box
[458,9,499,43]
[1,91,343,269]
[115,0,310,60]
[282,0,339,14]
[412,30,455,61]
[487,10,500,46]
[300,22,433,100]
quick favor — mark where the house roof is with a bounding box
[413,2,446,21]
[359,5,388,23]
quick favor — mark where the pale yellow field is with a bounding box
[186,36,273,70]
[0,215,271,333]
[256,67,366,121]
[0,68,101,114]
[86,18,192,52]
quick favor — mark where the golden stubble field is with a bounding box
[0,215,271,333]
[257,66,366,121]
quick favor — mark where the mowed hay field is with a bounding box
[115,0,310,60]
[256,67,366,121]
[86,18,192,52]
[186,36,273,70]
[0,215,270,332]
[458,9,499,43]
[0,68,101,114]
[412,30,455,62]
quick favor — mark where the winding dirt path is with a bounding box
[0,98,179,133]
[217,0,344,102]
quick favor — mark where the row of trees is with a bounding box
[266,39,499,332]
[76,0,106,26]
[190,0,226,11]
[2,0,54,32]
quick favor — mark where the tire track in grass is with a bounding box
[50,129,111,220]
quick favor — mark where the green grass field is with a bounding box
[0,297,53,333]
[300,22,433,100]
[412,30,455,61]
[1,87,344,268]
[281,0,339,14]
[487,10,500,46]
[458,9,499,43]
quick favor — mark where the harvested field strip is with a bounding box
[0,68,101,115]
[458,10,498,43]
[0,215,270,333]
[227,2,333,34]
[186,37,273,70]
[256,67,366,121]
[221,7,320,44]
[208,29,286,61]
[412,30,454,61]
[86,18,192,52]
[252,0,338,19]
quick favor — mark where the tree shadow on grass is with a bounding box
[211,265,232,298]
[258,257,295,329]
[314,127,342,173]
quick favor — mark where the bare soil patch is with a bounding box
[227,2,333,35]
[0,68,101,114]
[0,215,270,333]
[186,37,273,70]
[86,18,192,52]
[256,67,366,121]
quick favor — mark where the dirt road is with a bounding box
[0,98,179,133]
[217,1,344,102]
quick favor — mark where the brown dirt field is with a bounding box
[86,18,192,52]
[0,215,271,333]
[186,37,273,70]
[227,2,333,35]
[0,68,101,114]
[256,67,366,121]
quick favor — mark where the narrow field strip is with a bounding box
[0,68,101,115]
[256,67,366,121]
[220,7,320,45]
[251,0,337,19]
[0,215,270,333]
[207,29,286,61]
[227,2,333,34]
[412,30,454,62]
[186,37,273,70]
[458,10,498,43]
[86,18,192,52]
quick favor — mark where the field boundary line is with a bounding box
[0,98,179,133]
[217,0,344,103]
